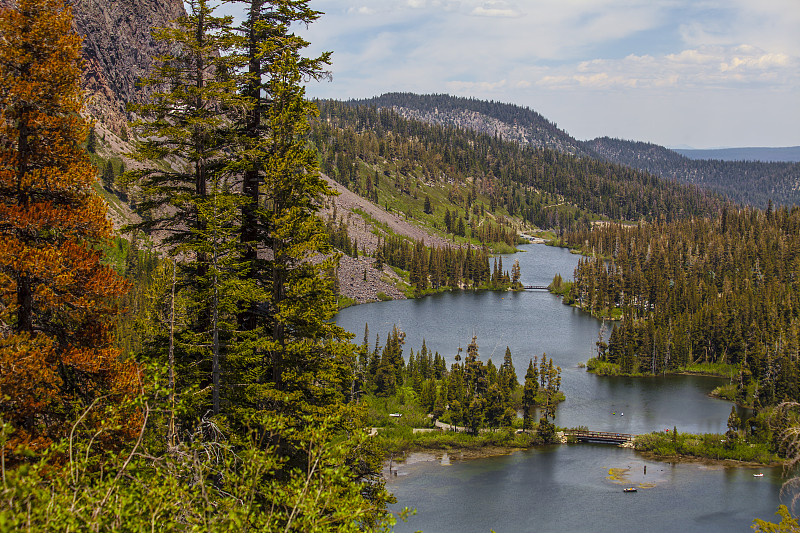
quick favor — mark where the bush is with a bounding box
[0,413,395,531]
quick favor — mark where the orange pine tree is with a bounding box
[0,0,139,455]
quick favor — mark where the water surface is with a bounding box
[337,244,745,434]
[388,447,782,533]
[335,244,784,531]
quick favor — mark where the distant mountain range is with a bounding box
[348,93,799,208]
[674,147,800,163]
[584,138,799,208]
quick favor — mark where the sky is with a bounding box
[220,0,800,149]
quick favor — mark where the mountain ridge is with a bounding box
[349,93,799,208]
[345,93,591,157]
[675,146,800,163]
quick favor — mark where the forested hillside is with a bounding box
[562,205,800,407]
[313,100,721,235]
[586,137,800,208]
[349,92,589,156]
[352,93,799,210]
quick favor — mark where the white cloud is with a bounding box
[470,2,521,18]
[719,49,791,72]
[347,6,375,15]
[665,49,717,65]
[295,0,800,147]
[535,45,798,90]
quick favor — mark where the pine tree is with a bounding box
[127,0,246,420]
[500,346,518,395]
[522,358,539,429]
[102,159,114,188]
[86,126,97,153]
[511,258,522,288]
[0,0,138,454]
[231,0,331,332]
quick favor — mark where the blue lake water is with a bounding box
[335,244,788,532]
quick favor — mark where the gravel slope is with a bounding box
[321,174,454,304]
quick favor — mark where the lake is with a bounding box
[335,243,788,532]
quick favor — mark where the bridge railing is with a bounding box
[564,429,635,441]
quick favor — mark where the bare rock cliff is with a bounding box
[70,0,186,136]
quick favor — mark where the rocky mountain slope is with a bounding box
[320,174,456,304]
[347,93,590,157]
[72,0,186,137]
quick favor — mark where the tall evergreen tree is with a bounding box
[127,0,245,421]
[522,358,539,429]
[230,0,332,332]
[0,0,138,455]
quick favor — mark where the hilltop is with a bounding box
[349,93,589,157]
[355,93,800,208]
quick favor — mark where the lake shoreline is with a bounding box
[383,443,780,483]
[382,435,783,469]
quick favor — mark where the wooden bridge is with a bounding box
[523,285,550,290]
[564,429,636,444]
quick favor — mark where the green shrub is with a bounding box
[634,430,779,464]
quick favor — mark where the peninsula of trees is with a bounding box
[562,205,800,409]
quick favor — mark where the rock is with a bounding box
[71,0,187,137]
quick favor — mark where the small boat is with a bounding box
[623,487,638,493]
[754,473,764,477]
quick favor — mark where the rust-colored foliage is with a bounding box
[0,0,140,456]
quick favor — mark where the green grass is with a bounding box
[337,295,358,309]
[586,358,740,379]
[362,389,433,429]
[535,230,557,242]
[376,427,543,455]
[388,267,416,298]
[680,362,738,378]
[635,431,779,465]
[533,391,566,405]
[486,242,520,254]
[585,358,632,376]
[710,383,737,402]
